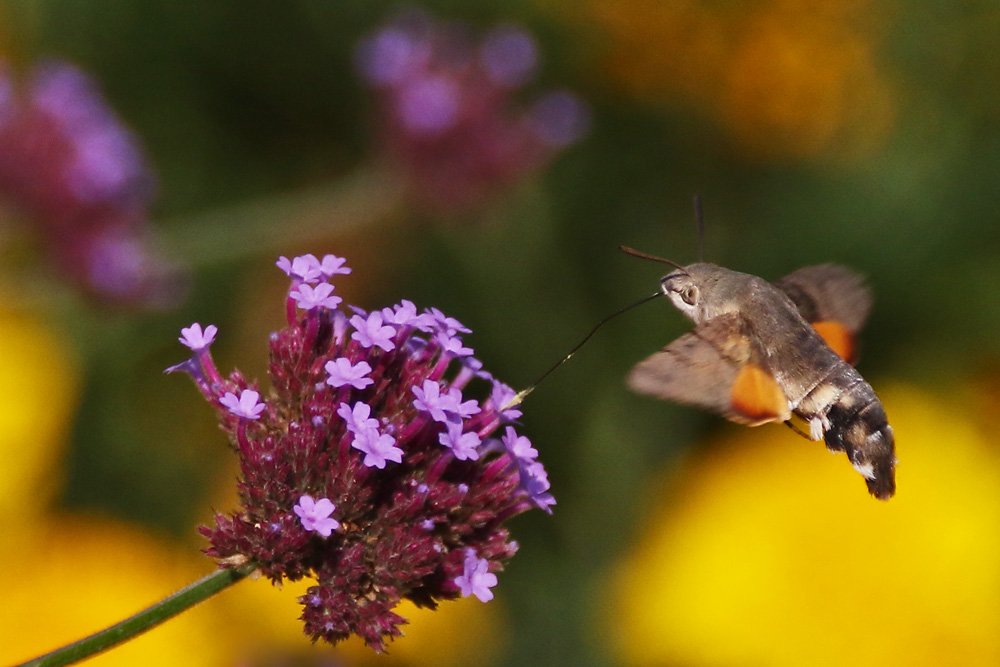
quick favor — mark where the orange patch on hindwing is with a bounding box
[730,363,790,425]
[812,320,856,364]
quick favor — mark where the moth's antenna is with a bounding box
[618,245,689,274]
[507,291,663,407]
[693,195,705,262]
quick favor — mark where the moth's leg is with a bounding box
[808,416,830,441]
[783,420,812,440]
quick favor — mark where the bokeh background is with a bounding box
[3,1,1000,666]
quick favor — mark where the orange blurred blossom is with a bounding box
[566,0,898,161]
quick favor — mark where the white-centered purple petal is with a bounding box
[438,423,481,461]
[352,427,403,469]
[220,389,266,420]
[454,549,498,602]
[337,401,380,436]
[350,312,396,351]
[294,495,340,537]
[325,358,374,390]
[277,254,324,283]
[318,254,352,277]
[502,426,538,462]
[290,282,342,311]
[179,322,217,351]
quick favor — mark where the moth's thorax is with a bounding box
[661,263,762,324]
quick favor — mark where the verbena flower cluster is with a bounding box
[0,58,180,306]
[170,253,553,651]
[354,10,590,212]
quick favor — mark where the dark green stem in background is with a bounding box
[14,564,255,667]
[163,163,406,266]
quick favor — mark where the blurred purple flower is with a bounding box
[480,25,538,87]
[175,252,553,651]
[396,75,461,135]
[355,26,429,87]
[29,62,148,204]
[0,65,13,126]
[528,90,592,148]
[0,58,182,306]
[355,11,589,213]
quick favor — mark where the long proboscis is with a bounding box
[507,291,664,408]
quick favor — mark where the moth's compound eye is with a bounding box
[680,286,697,306]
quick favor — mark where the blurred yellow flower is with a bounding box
[605,384,1000,666]
[566,0,897,161]
[0,303,239,665]
[1,515,237,667]
[0,310,79,519]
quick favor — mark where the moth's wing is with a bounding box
[627,321,739,417]
[773,264,872,363]
[774,264,871,332]
[628,312,791,426]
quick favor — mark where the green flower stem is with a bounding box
[14,564,256,667]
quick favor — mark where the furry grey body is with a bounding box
[629,263,897,499]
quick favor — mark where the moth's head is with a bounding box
[660,263,737,323]
[617,247,742,323]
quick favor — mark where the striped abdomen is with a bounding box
[792,362,896,500]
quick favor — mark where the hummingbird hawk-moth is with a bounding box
[627,258,897,500]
